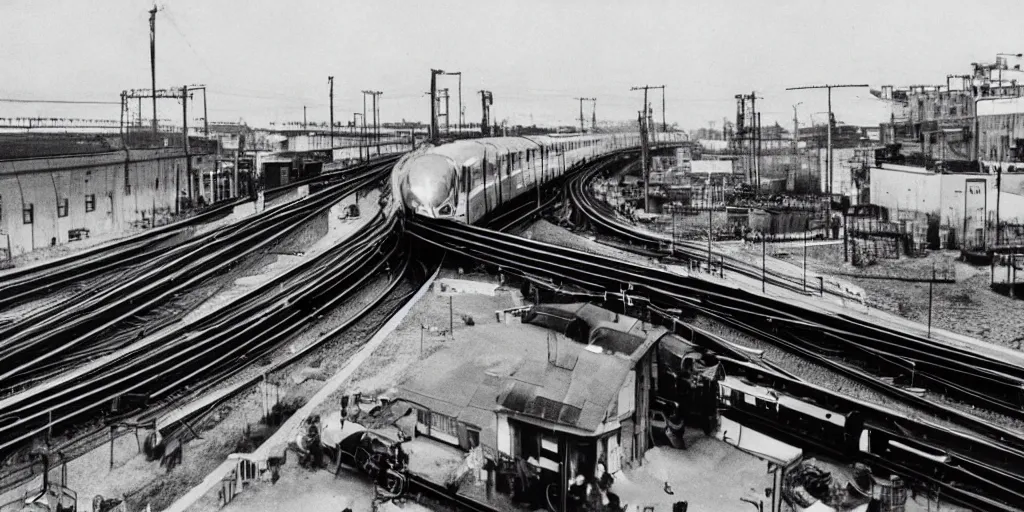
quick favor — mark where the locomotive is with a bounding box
[392,133,686,224]
[655,333,1024,510]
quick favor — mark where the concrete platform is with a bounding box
[161,254,439,512]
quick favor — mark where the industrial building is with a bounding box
[868,163,1024,248]
[0,147,213,258]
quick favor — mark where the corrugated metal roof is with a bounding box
[396,315,643,433]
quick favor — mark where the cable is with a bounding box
[161,6,215,76]
[0,98,119,105]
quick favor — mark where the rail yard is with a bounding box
[4,3,1024,512]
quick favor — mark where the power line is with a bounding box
[161,6,215,76]
[0,98,120,105]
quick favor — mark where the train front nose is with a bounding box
[402,154,457,218]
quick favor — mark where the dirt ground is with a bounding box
[315,269,523,417]
[615,443,773,512]
[198,462,432,512]
[804,244,1024,349]
[520,220,676,272]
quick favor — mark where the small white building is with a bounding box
[868,163,1024,247]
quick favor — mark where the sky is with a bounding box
[2,0,1024,131]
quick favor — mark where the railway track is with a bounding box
[0,159,401,395]
[405,215,1024,511]
[0,154,402,314]
[0,160,407,480]
[566,152,1024,422]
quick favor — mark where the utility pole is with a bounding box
[362,92,368,156]
[575,98,595,133]
[637,109,651,212]
[708,177,713,271]
[201,87,208,138]
[353,112,363,161]
[479,90,493,137]
[786,84,869,199]
[762,236,767,293]
[444,71,462,133]
[928,263,935,337]
[803,223,808,291]
[631,85,665,144]
[303,106,307,131]
[661,87,667,132]
[328,76,334,150]
[735,92,762,191]
[363,90,382,156]
[997,161,1003,245]
[149,5,158,136]
[182,85,191,205]
[751,93,758,191]
[792,102,802,150]
[440,88,450,134]
[590,98,597,131]
[429,69,444,143]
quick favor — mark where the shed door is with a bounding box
[964,179,986,248]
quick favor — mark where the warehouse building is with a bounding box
[0,147,213,258]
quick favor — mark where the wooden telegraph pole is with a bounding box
[328,76,334,151]
[786,83,869,252]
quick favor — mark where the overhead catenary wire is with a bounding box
[0,98,121,105]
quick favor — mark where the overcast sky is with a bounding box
[2,0,1023,130]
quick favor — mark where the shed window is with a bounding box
[23,204,34,225]
[57,198,69,218]
[430,412,459,437]
[85,194,96,213]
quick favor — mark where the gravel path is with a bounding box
[314,269,521,418]
[805,245,1024,350]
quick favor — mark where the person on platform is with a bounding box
[568,474,588,512]
[667,405,687,449]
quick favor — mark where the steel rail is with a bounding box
[0,220,401,456]
[0,153,403,313]
[564,154,1024,420]
[404,217,1024,511]
[0,165,392,387]
[407,218,1024,445]
[0,160,392,344]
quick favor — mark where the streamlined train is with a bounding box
[393,133,684,224]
